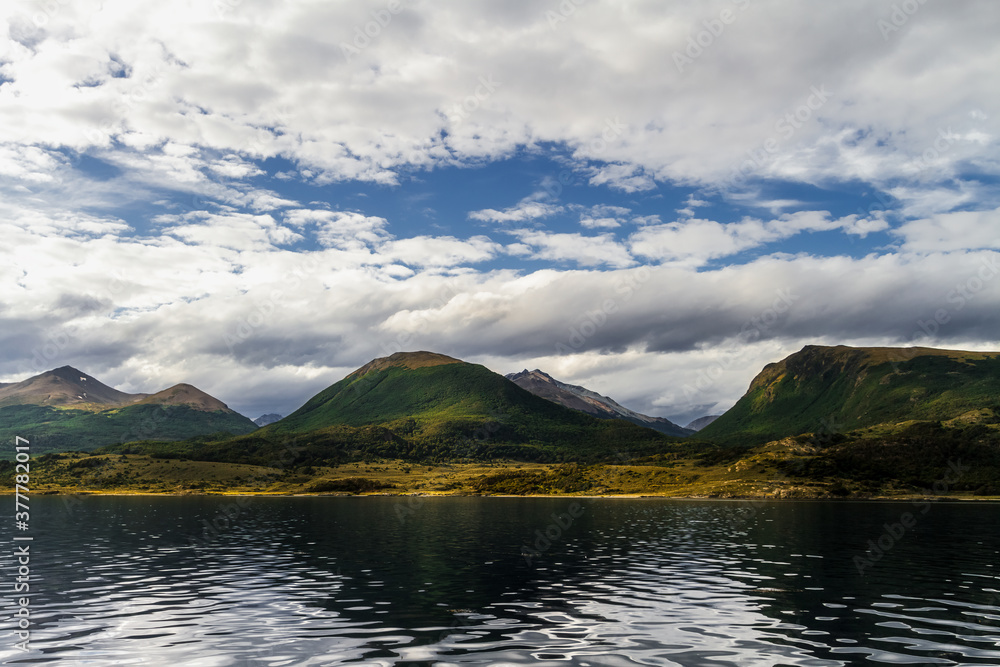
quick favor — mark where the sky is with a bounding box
[2,0,999,427]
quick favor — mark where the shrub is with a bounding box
[306,477,394,493]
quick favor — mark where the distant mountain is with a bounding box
[685,415,720,431]
[254,413,282,427]
[700,345,1000,445]
[505,369,692,437]
[0,366,257,454]
[116,351,684,465]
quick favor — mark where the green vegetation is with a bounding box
[789,416,1000,495]
[305,477,395,493]
[0,402,258,456]
[700,345,1000,446]
[252,357,684,463]
[6,346,999,499]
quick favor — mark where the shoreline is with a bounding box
[17,489,1000,502]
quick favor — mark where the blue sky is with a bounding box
[1,0,998,426]
[67,142,910,275]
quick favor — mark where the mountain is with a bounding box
[0,366,146,409]
[685,415,720,431]
[0,367,258,454]
[50,346,1000,497]
[505,369,692,437]
[267,352,683,462]
[113,351,685,465]
[254,413,283,427]
[700,345,1000,445]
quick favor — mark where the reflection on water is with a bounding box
[1,496,998,665]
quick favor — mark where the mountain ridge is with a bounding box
[700,344,1000,445]
[0,366,258,454]
[505,369,692,437]
[26,345,1000,498]
[125,351,685,465]
[0,366,147,409]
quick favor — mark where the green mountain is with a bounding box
[0,366,258,454]
[108,351,684,465]
[265,351,684,459]
[700,345,1000,446]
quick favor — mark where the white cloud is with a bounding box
[0,145,63,182]
[588,163,656,193]
[159,211,302,252]
[894,208,1000,253]
[676,195,709,218]
[630,211,888,265]
[293,210,391,252]
[579,217,621,229]
[0,0,994,196]
[380,235,501,268]
[576,204,631,229]
[469,196,563,224]
[509,229,635,268]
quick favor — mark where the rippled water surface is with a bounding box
[2,496,999,665]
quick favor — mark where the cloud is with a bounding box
[380,235,501,268]
[575,204,631,229]
[587,163,656,193]
[159,211,302,251]
[3,197,999,420]
[508,229,635,268]
[2,0,999,424]
[630,211,888,265]
[468,196,563,224]
[894,208,1000,253]
[299,210,392,252]
[676,195,710,218]
[0,0,995,197]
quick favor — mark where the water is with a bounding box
[1,496,999,666]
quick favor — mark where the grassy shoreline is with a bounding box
[12,490,1000,501]
[10,451,997,501]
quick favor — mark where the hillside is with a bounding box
[0,366,146,409]
[133,384,230,411]
[108,351,684,465]
[700,345,1000,445]
[0,367,258,454]
[506,369,691,437]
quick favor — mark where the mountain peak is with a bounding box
[254,413,282,427]
[0,366,143,409]
[50,365,86,375]
[506,368,691,437]
[506,369,556,384]
[134,383,230,412]
[348,351,462,379]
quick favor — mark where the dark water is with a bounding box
[1,496,999,666]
